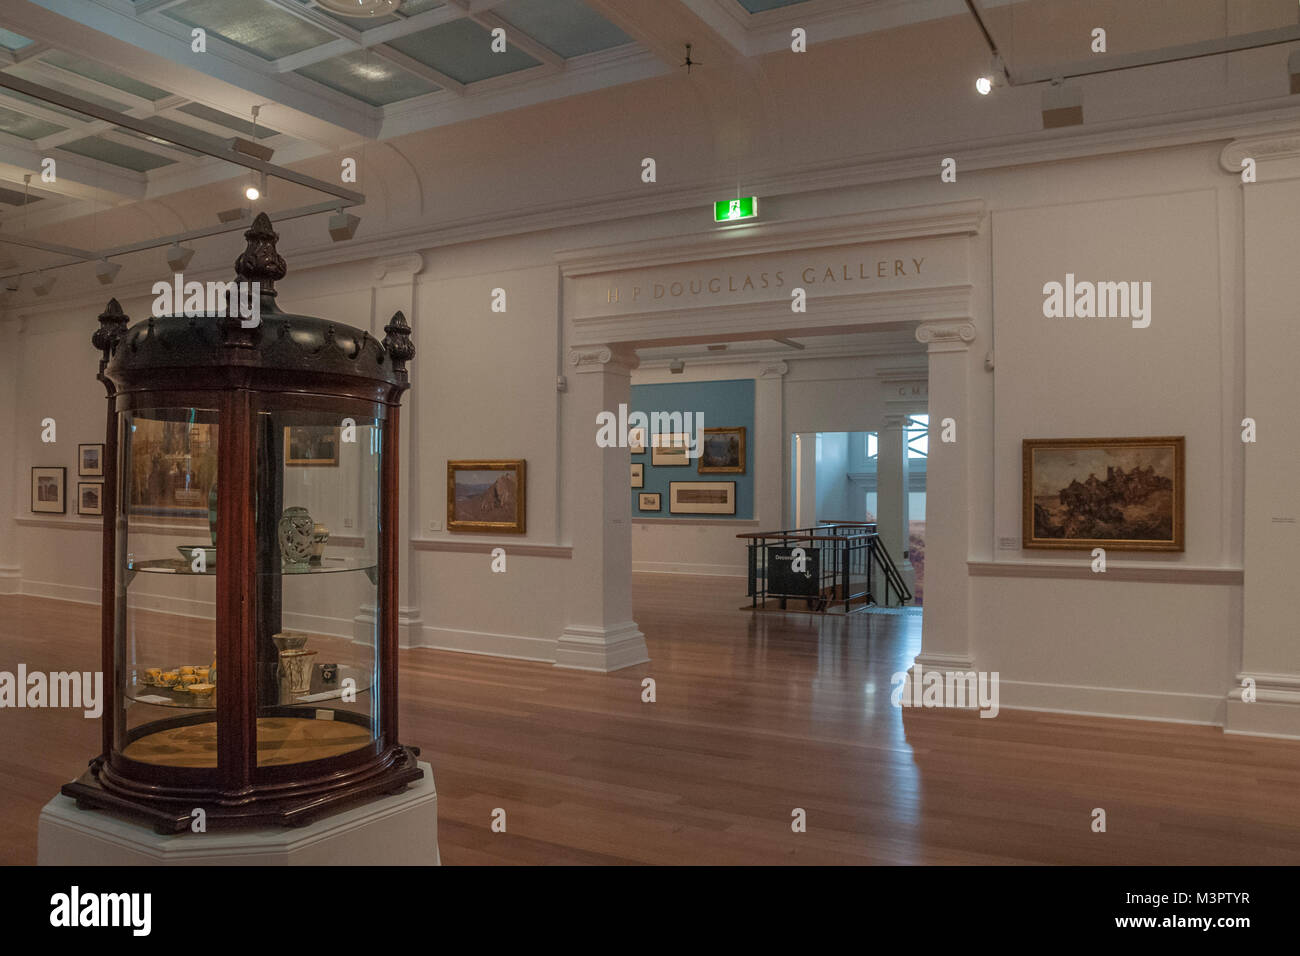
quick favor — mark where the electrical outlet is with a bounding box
[343,517,353,529]
[428,519,442,532]
[998,536,1019,549]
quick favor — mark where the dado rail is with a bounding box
[738,523,911,614]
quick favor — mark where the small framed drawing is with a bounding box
[78,443,104,477]
[669,480,736,515]
[447,459,526,534]
[638,492,661,512]
[651,432,691,466]
[284,425,340,466]
[698,427,745,474]
[1022,436,1184,551]
[628,426,646,454]
[31,467,66,514]
[77,482,104,517]
[630,463,644,488]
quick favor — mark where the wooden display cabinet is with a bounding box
[65,213,423,832]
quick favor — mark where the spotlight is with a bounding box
[95,258,121,285]
[669,359,685,374]
[217,207,250,223]
[977,54,1006,95]
[244,185,260,202]
[228,137,274,162]
[32,272,55,296]
[976,76,992,95]
[166,242,195,272]
[328,209,360,242]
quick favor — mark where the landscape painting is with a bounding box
[698,427,745,474]
[447,459,526,533]
[1022,436,1184,551]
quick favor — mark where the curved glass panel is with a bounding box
[116,407,220,767]
[253,406,382,767]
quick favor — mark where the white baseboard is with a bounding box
[19,579,99,606]
[416,624,558,663]
[0,565,22,595]
[633,561,746,577]
[994,677,1224,726]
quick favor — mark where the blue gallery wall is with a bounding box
[629,378,755,519]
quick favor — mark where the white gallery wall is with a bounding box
[1,3,1298,731]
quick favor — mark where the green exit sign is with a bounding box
[714,196,758,222]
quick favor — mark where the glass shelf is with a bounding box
[126,664,372,709]
[129,556,377,581]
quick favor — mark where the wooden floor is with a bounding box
[3,577,1300,864]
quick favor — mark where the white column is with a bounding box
[794,432,817,528]
[371,254,425,648]
[754,362,787,529]
[876,413,912,604]
[912,319,976,673]
[1229,175,1300,736]
[0,316,20,593]
[556,345,649,672]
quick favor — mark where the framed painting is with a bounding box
[669,480,736,515]
[31,467,66,515]
[78,443,104,477]
[698,426,745,474]
[1022,436,1184,551]
[127,418,216,517]
[77,482,104,517]
[638,492,661,512]
[628,426,647,455]
[447,459,526,534]
[284,425,339,466]
[651,432,691,466]
[631,463,644,488]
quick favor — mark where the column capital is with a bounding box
[757,360,789,378]
[372,253,425,283]
[568,344,639,374]
[882,412,911,430]
[916,320,976,351]
[1219,131,1300,173]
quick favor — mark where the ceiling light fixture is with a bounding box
[95,259,122,285]
[316,0,401,16]
[328,209,360,242]
[245,184,260,202]
[976,54,1007,95]
[217,207,250,224]
[166,242,195,272]
[669,359,685,374]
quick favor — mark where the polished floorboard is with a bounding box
[2,576,1299,865]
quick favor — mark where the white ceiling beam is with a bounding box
[0,90,94,130]
[14,57,161,115]
[369,46,466,95]
[0,141,147,201]
[471,10,565,69]
[263,0,362,43]
[0,70,363,204]
[132,0,192,14]
[272,4,468,74]
[19,0,380,140]
[99,128,198,165]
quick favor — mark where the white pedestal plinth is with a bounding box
[38,761,439,866]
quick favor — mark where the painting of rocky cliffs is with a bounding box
[447,460,526,533]
[1022,437,1184,551]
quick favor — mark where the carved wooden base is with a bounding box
[62,744,424,835]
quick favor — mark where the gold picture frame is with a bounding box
[284,425,340,466]
[697,426,746,474]
[447,459,526,534]
[1022,436,1184,551]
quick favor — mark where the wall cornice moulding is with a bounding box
[968,560,1243,585]
[14,104,1300,320]
[1218,130,1300,172]
[554,200,987,277]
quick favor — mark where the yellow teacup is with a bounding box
[160,671,178,684]
[179,666,195,676]
[144,668,162,684]
[177,674,199,686]
[195,667,210,681]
